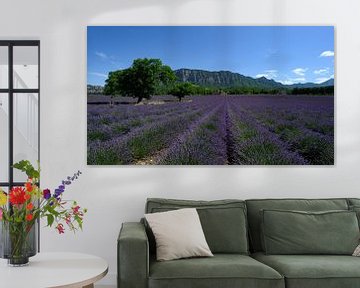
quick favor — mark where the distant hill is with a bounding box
[88,69,334,95]
[87,85,104,95]
[174,68,333,89]
[175,69,283,89]
[289,78,334,88]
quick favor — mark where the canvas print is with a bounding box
[87,26,334,165]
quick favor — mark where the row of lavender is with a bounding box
[87,95,334,165]
[207,95,333,165]
[87,97,222,164]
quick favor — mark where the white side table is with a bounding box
[0,252,108,288]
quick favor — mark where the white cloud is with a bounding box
[279,77,307,85]
[278,80,294,85]
[255,69,278,79]
[265,69,278,73]
[89,72,108,78]
[95,51,108,59]
[314,68,329,75]
[320,50,334,57]
[95,52,122,68]
[315,78,329,84]
[292,77,306,83]
[256,74,267,78]
[292,68,308,76]
[315,75,334,84]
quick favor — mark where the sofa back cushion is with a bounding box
[261,209,359,255]
[347,199,360,228]
[145,198,249,254]
[348,198,360,207]
[246,198,349,252]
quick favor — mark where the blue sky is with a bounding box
[87,26,334,86]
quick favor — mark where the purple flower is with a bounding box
[54,189,63,198]
[43,189,51,200]
[54,171,82,199]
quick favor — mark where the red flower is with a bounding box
[56,223,65,234]
[9,187,26,205]
[26,203,34,210]
[25,182,33,192]
[65,214,71,225]
[24,193,31,201]
[72,205,80,215]
[26,214,33,221]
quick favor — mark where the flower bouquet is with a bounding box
[0,160,87,266]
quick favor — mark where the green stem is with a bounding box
[8,222,31,259]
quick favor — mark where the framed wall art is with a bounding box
[87,26,334,165]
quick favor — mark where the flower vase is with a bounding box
[0,220,37,266]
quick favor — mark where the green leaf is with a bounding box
[47,214,54,227]
[46,205,60,217]
[13,160,40,180]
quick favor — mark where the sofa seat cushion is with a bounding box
[149,254,284,288]
[252,252,360,288]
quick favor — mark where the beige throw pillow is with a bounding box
[145,208,213,261]
[353,244,360,256]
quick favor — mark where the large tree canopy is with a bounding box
[104,58,176,103]
[103,70,123,96]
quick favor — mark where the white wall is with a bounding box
[1,0,360,286]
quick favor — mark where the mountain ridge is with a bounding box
[288,78,334,88]
[174,68,334,89]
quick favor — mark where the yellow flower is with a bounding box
[0,190,7,206]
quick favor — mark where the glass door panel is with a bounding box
[13,93,39,182]
[0,46,8,89]
[0,93,8,182]
[13,46,39,89]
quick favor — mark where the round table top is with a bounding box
[0,252,108,288]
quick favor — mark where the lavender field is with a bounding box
[87,95,334,165]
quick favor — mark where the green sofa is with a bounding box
[118,198,360,288]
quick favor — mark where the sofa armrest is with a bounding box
[118,222,149,288]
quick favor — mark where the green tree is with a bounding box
[170,82,199,101]
[103,70,123,95]
[114,58,176,103]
